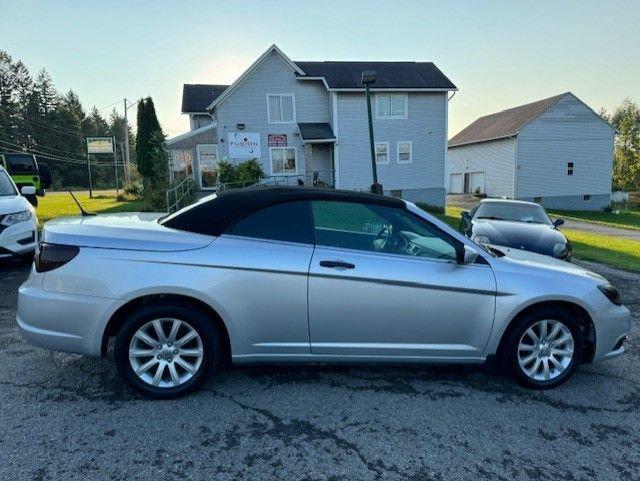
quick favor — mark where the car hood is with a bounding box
[472,219,563,253]
[0,195,32,215]
[489,244,608,284]
[42,212,214,252]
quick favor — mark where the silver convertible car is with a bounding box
[18,187,630,398]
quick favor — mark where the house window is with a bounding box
[397,141,412,163]
[267,94,295,123]
[567,162,574,175]
[533,197,542,203]
[376,94,407,119]
[375,142,389,164]
[270,147,297,175]
[583,195,591,201]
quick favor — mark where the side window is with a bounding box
[312,201,459,261]
[227,201,313,244]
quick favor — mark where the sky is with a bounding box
[2,0,639,137]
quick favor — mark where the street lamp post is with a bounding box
[362,70,382,194]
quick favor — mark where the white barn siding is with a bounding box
[447,138,516,197]
[336,92,447,205]
[214,51,329,177]
[516,94,615,207]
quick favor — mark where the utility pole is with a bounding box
[113,136,119,198]
[123,98,131,184]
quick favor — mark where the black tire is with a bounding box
[114,302,222,399]
[25,194,38,208]
[499,307,584,389]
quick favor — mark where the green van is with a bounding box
[0,153,52,207]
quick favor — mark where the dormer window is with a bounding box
[267,94,296,123]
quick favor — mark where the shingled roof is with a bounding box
[181,84,228,113]
[295,61,456,90]
[449,93,569,148]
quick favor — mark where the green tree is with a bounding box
[602,99,640,191]
[135,97,167,209]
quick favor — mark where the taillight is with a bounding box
[35,243,80,272]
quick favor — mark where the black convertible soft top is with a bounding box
[161,186,405,237]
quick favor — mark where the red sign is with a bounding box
[268,134,287,147]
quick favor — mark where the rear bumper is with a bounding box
[17,277,113,356]
[592,304,632,362]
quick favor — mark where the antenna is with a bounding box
[68,191,97,216]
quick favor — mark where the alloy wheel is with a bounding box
[128,318,204,388]
[517,319,575,382]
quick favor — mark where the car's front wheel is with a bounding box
[114,302,222,398]
[501,307,584,389]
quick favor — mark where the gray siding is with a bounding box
[335,92,447,205]
[214,51,329,177]
[516,94,615,204]
[447,138,516,197]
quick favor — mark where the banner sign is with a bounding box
[228,132,260,159]
[268,134,287,147]
[86,137,114,154]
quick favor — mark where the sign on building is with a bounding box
[228,132,261,159]
[86,137,114,154]
[268,134,287,147]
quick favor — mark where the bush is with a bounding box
[123,180,144,198]
[415,202,445,215]
[217,158,264,188]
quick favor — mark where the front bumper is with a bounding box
[0,219,38,257]
[17,273,114,356]
[592,303,632,362]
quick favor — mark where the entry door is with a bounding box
[196,144,218,190]
[307,201,496,360]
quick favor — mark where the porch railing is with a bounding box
[217,169,335,193]
[165,175,195,213]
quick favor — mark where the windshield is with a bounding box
[473,202,552,225]
[0,170,18,196]
[4,153,38,174]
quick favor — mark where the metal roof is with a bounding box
[297,123,336,141]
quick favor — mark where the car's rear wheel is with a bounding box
[114,302,222,399]
[501,307,584,389]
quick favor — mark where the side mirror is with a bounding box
[553,218,564,227]
[20,185,36,196]
[457,245,479,265]
[461,210,470,219]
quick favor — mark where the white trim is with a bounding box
[266,93,297,124]
[331,92,340,188]
[375,93,408,120]
[375,142,390,164]
[396,141,412,164]
[303,138,337,144]
[269,146,298,175]
[330,88,457,92]
[207,44,305,110]
[165,123,216,146]
[444,92,449,189]
[296,76,331,90]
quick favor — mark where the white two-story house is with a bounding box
[166,44,457,206]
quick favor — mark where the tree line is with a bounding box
[0,50,136,190]
[600,100,640,192]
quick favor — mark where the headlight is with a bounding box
[473,235,491,245]
[1,210,32,226]
[598,284,622,306]
[553,242,569,258]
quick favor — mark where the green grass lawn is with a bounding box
[37,190,144,226]
[429,206,640,272]
[549,209,640,230]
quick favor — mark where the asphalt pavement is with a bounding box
[0,261,638,481]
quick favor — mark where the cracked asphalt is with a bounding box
[0,261,638,481]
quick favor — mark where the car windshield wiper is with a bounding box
[476,216,505,221]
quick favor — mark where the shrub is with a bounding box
[415,202,445,215]
[217,158,264,188]
[123,180,143,198]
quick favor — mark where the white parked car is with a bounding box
[0,165,38,263]
[17,187,630,398]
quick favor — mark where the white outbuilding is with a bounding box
[447,92,615,210]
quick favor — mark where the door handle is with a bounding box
[319,260,355,269]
